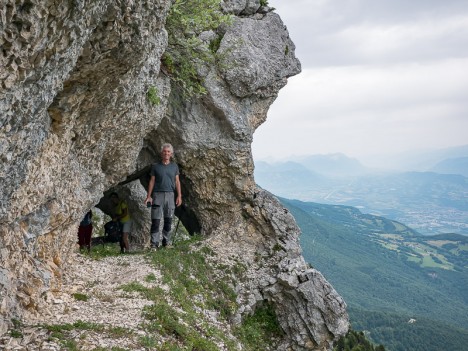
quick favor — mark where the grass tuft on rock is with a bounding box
[72,292,88,301]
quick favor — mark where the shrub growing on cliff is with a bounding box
[334,329,386,351]
[163,0,232,98]
[235,303,283,350]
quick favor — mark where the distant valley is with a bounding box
[281,198,468,351]
[255,151,468,235]
[255,148,468,350]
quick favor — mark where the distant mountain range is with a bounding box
[294,153,369,176]
[281,198,468,351]
[255,153,468,235]
[255,144,468,175]
[430,156,468,177]
[360,144,468,172]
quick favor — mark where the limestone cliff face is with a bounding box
[0,0,348,349]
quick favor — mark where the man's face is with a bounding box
[161,147,172,161]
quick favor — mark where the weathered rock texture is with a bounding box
[0,0,348,349]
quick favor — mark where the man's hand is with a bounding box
[176,196,182,207]
[144,196,153,205]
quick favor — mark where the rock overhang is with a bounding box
[0,1,348,348]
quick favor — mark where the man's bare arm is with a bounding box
[145,176,155,204]
[175,175,182,207]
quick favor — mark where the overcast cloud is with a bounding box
[252,0,468,166]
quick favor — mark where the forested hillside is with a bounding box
[349,307,468,351]
[280,198,468,351]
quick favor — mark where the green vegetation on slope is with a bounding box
[280,198,468,351]
[145,237,282,350]
[235,303,284,351]
[163,0,232,98]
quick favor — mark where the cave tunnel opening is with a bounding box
[91,157,201,251]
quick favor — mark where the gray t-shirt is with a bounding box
[150,162,179,192]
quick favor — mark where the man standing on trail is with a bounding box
[144,143,182,249]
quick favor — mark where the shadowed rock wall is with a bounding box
[0,0,348,349]
[0,0,172,334]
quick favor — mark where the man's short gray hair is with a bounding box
[161,143,174,153]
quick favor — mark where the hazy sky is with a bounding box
[252,0,468,164]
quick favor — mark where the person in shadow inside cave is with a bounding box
[144,143,182,249]
[78,210,93,253]
[110,192,132,254]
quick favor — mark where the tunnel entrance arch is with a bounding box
[95,162,201,250]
